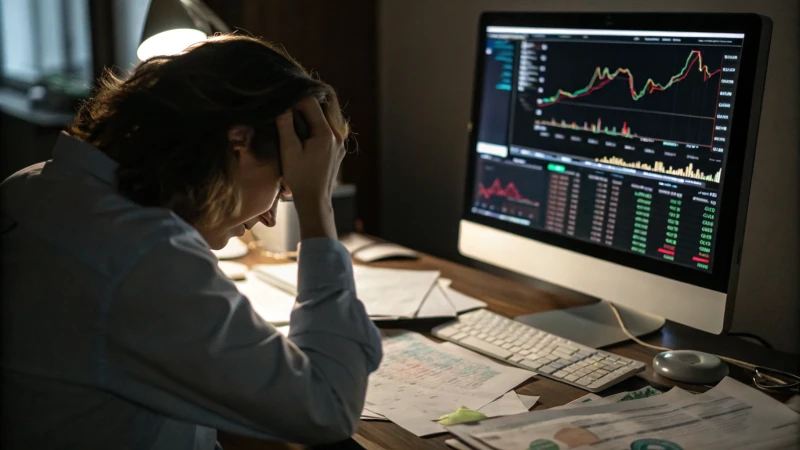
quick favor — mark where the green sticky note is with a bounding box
[437,406,488,426]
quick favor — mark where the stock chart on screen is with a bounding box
[471,27,745,272]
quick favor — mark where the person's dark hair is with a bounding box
[69,34,349,227]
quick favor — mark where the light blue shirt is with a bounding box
[0,133,382,449]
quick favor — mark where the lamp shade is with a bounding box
[137,0,208,61]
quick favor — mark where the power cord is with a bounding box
[607,302,793,388]
[607,302,759,370]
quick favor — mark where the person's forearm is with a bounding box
[295,198,337,241]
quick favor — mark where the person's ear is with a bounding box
[227,125,255,160]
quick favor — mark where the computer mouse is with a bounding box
[352,243,420,262]
[653,350,729,384]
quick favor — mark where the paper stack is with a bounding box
[361,331,535,436]
[446,377,800,450]
[247,263,487,321]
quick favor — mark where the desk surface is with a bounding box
[219,236,798,450]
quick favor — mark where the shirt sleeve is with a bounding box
[104,232,382,445]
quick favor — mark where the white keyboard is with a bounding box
[433,309,646,392]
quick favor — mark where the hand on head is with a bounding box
[275,97,345,240]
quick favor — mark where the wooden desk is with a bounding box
[220,238,799,450]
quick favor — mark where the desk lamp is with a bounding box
[137,0,230,61]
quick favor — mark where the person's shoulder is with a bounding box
[2,160,208,280]
[103,203,210,273]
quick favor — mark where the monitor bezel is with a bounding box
[461,12,769,293]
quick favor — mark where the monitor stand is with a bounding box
[514,301,665,349]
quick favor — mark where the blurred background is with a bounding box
[0,0,797,353]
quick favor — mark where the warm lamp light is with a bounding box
[137,28,207,61]
[137,0,230,61]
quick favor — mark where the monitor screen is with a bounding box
[468,26,746,275]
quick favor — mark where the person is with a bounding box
[0,35,382,449]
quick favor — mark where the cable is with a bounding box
[607,302,761,371]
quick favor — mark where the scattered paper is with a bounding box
[445,438,474,450]
[416,285,457,318]
[478,391,529,418]
[218,261,247,280]
[439,279,488,313]
[252,264,440,318]
[235,273,295,325]
[552,386,661,411]
[339,233,377,254]
[360,408,388,421]
[212,237,249,260]
[517,394,540,410]
[449,377,800,450]
[365,332,532,436]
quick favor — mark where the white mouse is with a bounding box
[352,243,420,262]
[653,350,729,384]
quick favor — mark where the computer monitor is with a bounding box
[459,13,772,342]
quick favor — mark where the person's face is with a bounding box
[198,125,288,250]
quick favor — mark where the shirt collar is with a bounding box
[51,132,119,185]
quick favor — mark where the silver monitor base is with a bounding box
[515,301,666,348]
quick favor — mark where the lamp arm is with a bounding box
[181,0,231,33]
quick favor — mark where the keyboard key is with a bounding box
[550,361,567,370]
[435,310,640,393]
[557,345,578,355]
[589,373,622,389]
[451,332,468,341]
[436,327,459,338]
[539,364,559,375]
[562,365,578,374]
[519,359,544,371]
[460,336,513,359]
[552,350,573,360]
